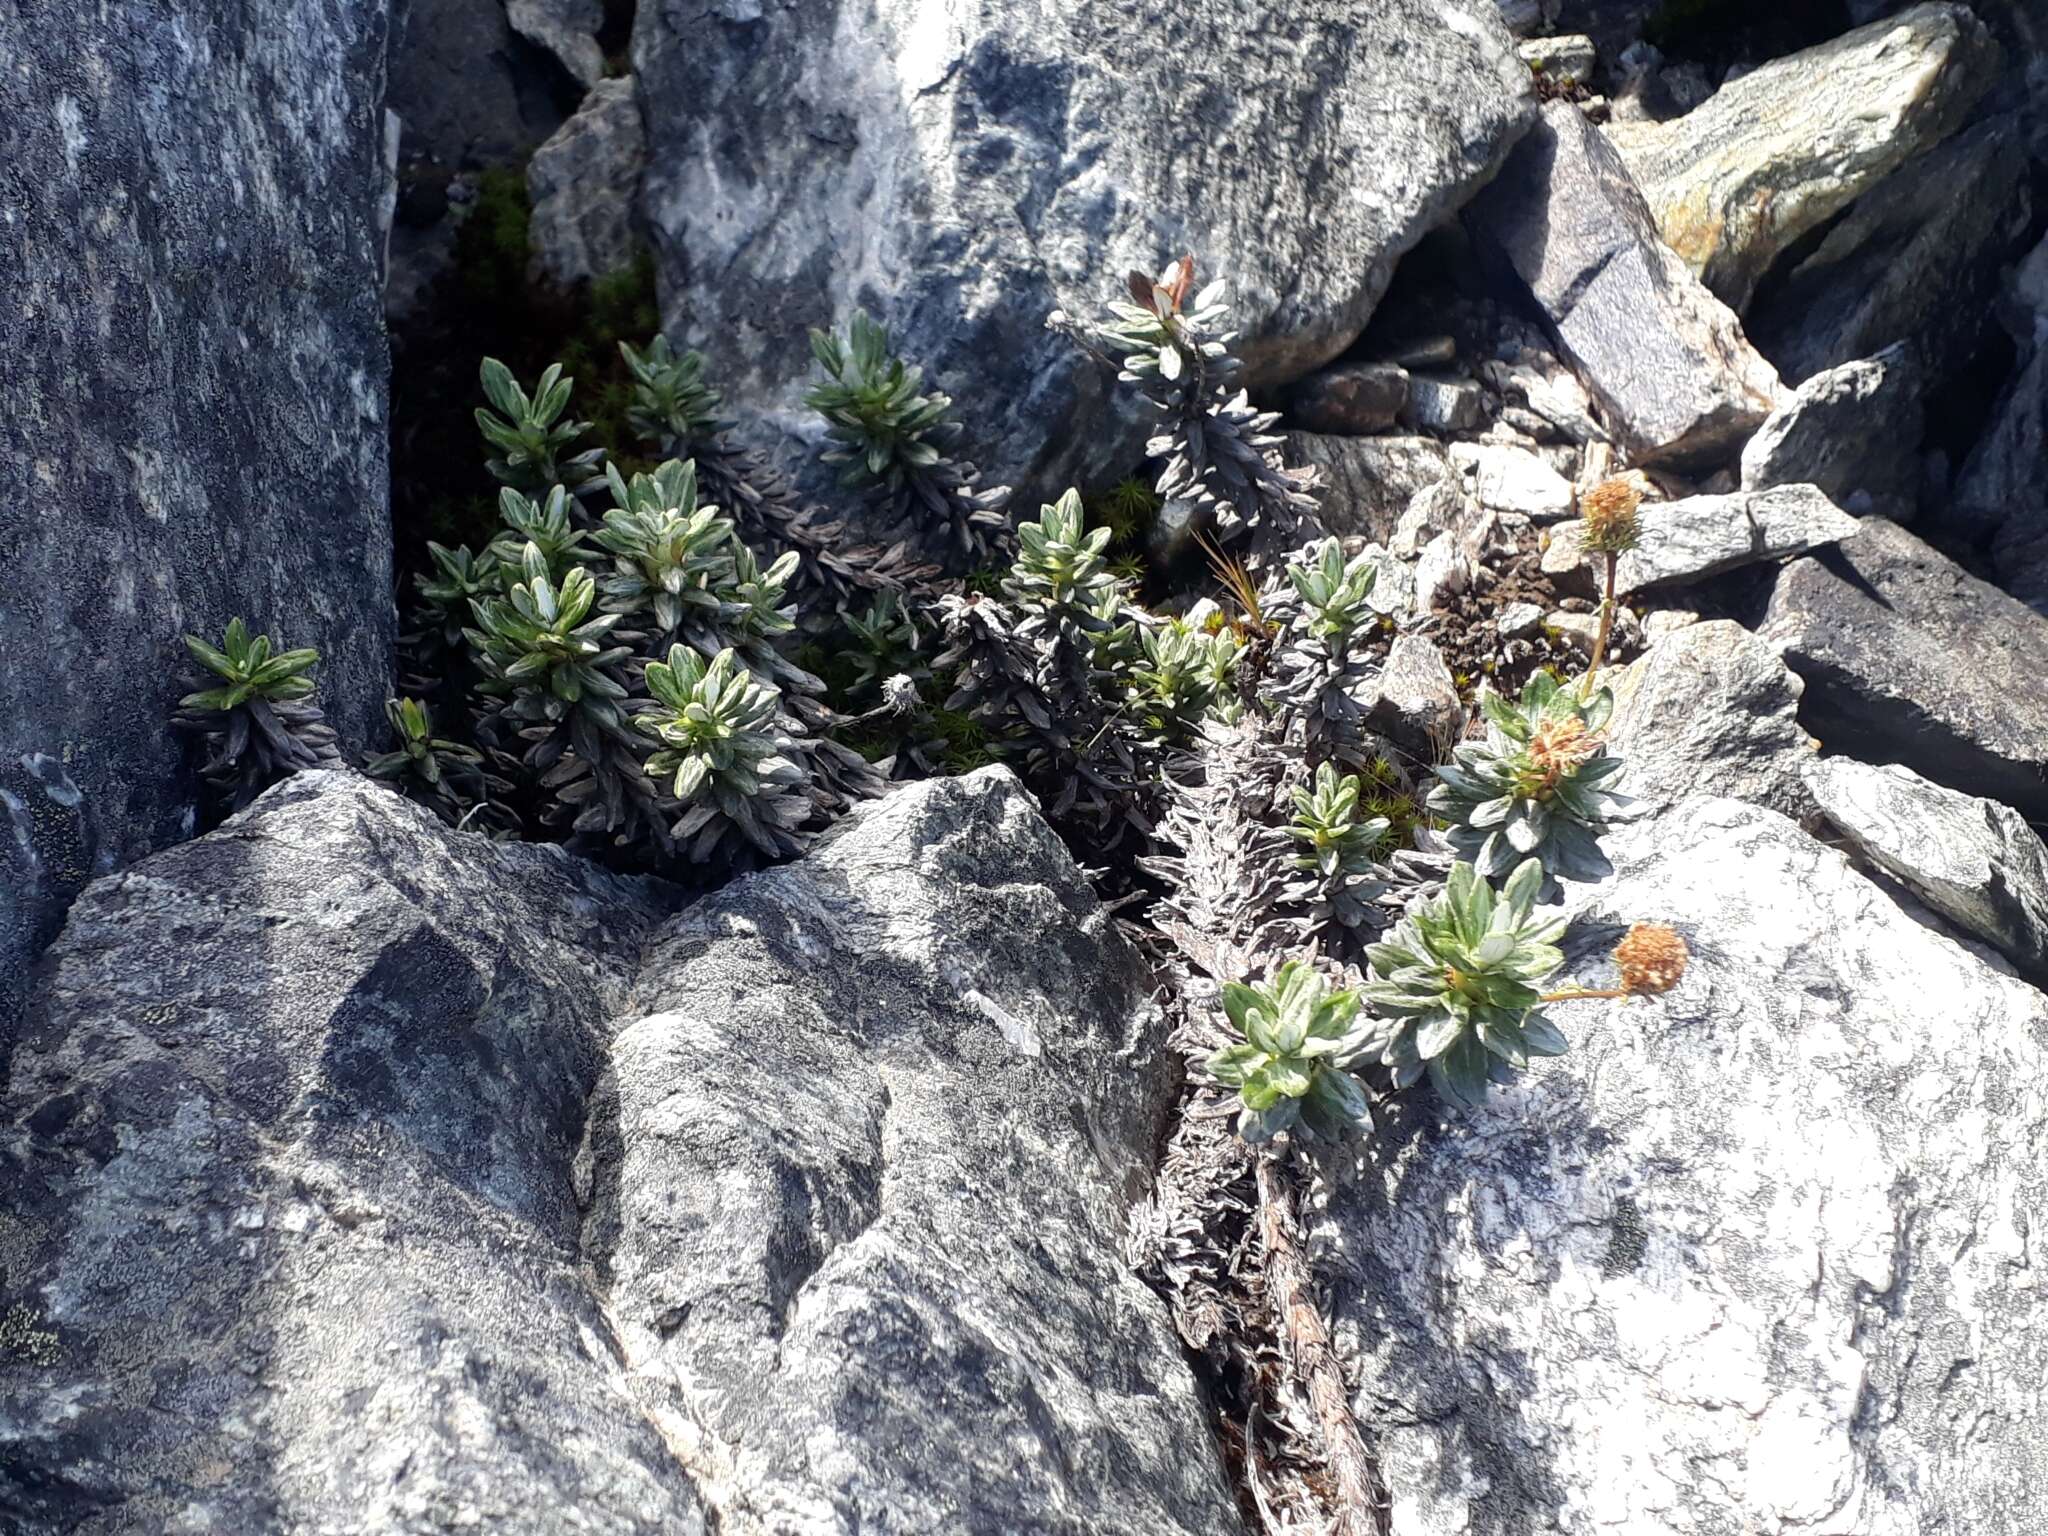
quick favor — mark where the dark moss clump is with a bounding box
[389,161,660,577]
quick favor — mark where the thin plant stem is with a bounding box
[1539,985,1629,1002]
[1582,550,1618,698]
[1255,1150,1388,1536]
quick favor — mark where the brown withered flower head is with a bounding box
[1519,713,1604,798]
[1580,477,1643,556]
[1613,923,1688,995]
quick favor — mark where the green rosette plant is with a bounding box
[172,618,342,812]
[1206,961,1376,1143]
[1428,671,1631,887]
[1360,859,1570,1107]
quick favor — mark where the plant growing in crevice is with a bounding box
[805,311,1011,565]
[476,357,604,497]
[619,334,947,606]
[638,645,815,862]
[1050,257,1319,550]
[1360,858,1571,1107]
[173,620,343,814]
[1206,961,1375,1142]
[365,697,511,830]
[1429,671,1631,888]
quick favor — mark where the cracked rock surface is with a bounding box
[631,0,1536,510]
[1327,796,2048,1534]
[0,769,1229,1534]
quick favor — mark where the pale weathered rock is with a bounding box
[1391,477,1470,560]
[1,1,395,1046]
[1497,600,1545,639]
[1413,530,1471,615]
[584,766,1236,1533]
[1368,636,1465,762]
[1545,608,1602,653]
[1544,484,1859,594]
[1285,360,1409,435]
[0,774,694,1532]
[634,0,1537,502]
[1747,116,2032,387]
[528,76,646,287]
[1286,432,1453,546]
[1331,795,2048,1534]
[1464,102,1781,467]
[506,0,606,90]
[1808,757,2048,986]
[1762,517,2048,819]
[1606,3,2001,310]
[0,770,1236,1532]
[1605,619,1816,820]
[1740,347,1923,521]
[1455,440,1574,520]
[1402,372,1490,434]
[1518,33,1597,85]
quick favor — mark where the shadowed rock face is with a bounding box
[1761,517,2048,821]
[1464,101,1781,467]
[1329,796,2048,1534]
[0,770,1232,1534]
[1605,2,2001,312]
[630,0,1536,511]
[0,0,398,1050]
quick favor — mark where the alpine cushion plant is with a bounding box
[1360,858,1569,1107]
[365,696,504,827]
[804,310,1010,564]
[475,357,604,496]
[638,645,812,861]
[1429,670,1632,888]
[1206,961,1376,1143]
[591,459,730,638]
[173,619,342,813]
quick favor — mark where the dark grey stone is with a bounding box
[0,769,1233,1533]
[0,0,396,1052]
[1464,101,1782,467]
[1761,517,2048,819]
[1740,347,1924,523]
[0,773,695,1533]
[1285,361,1410,436]
[1748,117,2033,389]
[631,0,1537,506]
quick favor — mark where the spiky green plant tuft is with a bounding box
[173,619,342,813]
[1206,961,1376,1143]
[1429,672,1632,887]
[1360,859,1570,1107]
[475,358,605,495]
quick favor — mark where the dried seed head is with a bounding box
[1580,477,1643,556]
[1528,714,1600,774]
[1614,923,1688,995]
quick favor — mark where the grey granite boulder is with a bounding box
[1286,432,1454,546]
[1740,347,1924,522]
[1808,757,2048,987]
[1747,116,2033,389]
[1762,517,2048,820]
[0,774,693,1532]
[586,767,1237,1534]
[1543,484,1859,595]
[1464,101,1781,467]
[528,75,646,287]
[0,769,1233,1533]
[1330,795,2048,1533]
[1604,619,1816,822]
[1366,635,1465,766]
[1,0,396,1049]
[632,0,1536,503]
[1605,3,2001,311]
